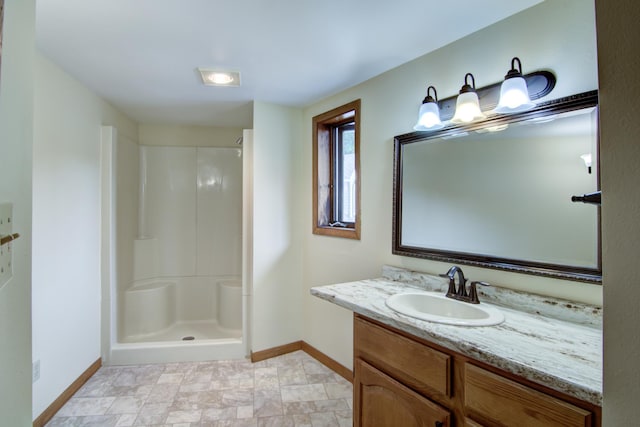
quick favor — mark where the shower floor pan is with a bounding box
[110,320,245,365]
[120,320,241,344]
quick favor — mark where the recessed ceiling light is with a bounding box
[197,68,241,87]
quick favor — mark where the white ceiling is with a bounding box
[36,0,541,128]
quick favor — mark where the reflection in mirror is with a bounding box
[393,91,601,283]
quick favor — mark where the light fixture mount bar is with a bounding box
[437,71,555,122]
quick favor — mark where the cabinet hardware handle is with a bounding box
[435,422,444,427]
[0,233,20,247]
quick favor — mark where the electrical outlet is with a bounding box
[32,360,40,383]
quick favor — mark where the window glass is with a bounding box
[335,123,355,224]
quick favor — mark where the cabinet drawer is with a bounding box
[354,316,451,397]
[464,363,592,427]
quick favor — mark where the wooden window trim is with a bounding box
[312,99,361,239]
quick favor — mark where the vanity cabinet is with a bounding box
[353,314,601,427]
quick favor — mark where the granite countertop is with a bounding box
[311,266,602,406]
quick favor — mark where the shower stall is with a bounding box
[101,127,247,364]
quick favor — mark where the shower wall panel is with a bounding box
[196,148,243,276]
[140,146,242,278]
[141,147,197,276]
[116,134,140,294]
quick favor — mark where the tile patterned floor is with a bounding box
[46,350,353,427]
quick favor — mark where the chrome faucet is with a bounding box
[439,266,490,304]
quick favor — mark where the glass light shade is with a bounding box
[451,92,485,124]
[494,76,535,113]
[197,68,241,87]
[414,102,444,131]
[208,73,234,85]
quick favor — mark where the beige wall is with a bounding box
[250,102,304,351]
[32,53,138,418]
[0,0,36,424]
[301,0,601,370]
[596,0,640,424]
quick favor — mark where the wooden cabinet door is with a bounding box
[354,359,450,427]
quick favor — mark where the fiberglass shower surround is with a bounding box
[121,146,243,344]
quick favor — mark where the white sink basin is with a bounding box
[385,291,504,326]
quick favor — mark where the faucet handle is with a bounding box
[468,281,490,304]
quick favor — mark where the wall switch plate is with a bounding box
[32,360,40,383]
[0,203,14,289]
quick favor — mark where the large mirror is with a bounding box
[393,91,601,283]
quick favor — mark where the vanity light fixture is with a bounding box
[414,86,444,131]
[410,60,556,132]
[494,57,535,114]
[451,73,486,124]
[580,153,593,174]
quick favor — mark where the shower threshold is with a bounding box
[121,320,241,344]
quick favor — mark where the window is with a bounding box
[313,99,361,239]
